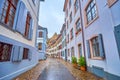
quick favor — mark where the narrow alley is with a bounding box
[14,58,103,80]
[37,58,75,80]
[0,0,120,80]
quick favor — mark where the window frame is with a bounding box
[89,36,103,60]
[0,0,18,29]
[24,13,31,38]
[23,48,29,59]
[78,43,82,58]
[84,0,98,27]
[75,18,81,35]
[0,42,12,62]
[74,0,79,14]
[70,28,74,40]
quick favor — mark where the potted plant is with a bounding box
[78,56,86,71]
[71,56,77,68]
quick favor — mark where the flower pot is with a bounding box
[73,63,77,68]
[80,66,86,71]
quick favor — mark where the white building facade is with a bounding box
[0,0,44,79]
[63,0,120,79]
[36,26,48,60]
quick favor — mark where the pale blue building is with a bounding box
[36,26,48,60]
[0,0,44,79]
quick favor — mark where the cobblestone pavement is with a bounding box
[14,58,104,80]
[58,59,104,80]
[14,60,48,80]
[37,58,76,80]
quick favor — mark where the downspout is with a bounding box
[78,0,87,67]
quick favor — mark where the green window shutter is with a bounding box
[98,34,105,58]
[86,40,91,58]
[114,24,120,57]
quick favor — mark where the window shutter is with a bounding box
[11,46,24,62]
[11,45,20,62]
[114,25,120,57]
[18,46,24,61]
[28,50,32,60]
[13,1,27,34]
[0,1,5,18]
[98,34,105,58]
[28,19,34,40]
[86,40,91,58]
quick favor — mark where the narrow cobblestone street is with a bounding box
[38,58,76,80]
[14,58,103,80]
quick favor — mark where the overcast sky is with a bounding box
[38,0,65,38]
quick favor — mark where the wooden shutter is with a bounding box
[114,25,120,57]
[11,45,23,62]
[98,34,105,58]
[86,40,91,58]
[28,19,34,40]
[13,1,27,34]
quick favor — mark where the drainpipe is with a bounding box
[78,0,87,67]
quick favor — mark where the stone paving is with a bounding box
[38,58,76,80]
[14,60,48,80]
[58,59,104,80]
[14,58,104,80]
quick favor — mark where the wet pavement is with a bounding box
[37,59,76,80]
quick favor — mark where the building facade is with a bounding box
[36,25,48,60]
[0,0,44,79]
[63,0,120,80]
[61,24,67,60]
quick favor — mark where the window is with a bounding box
[71,47,74,57]
[67,34,69,43]
[32,0,37,5]
[86,0,97,24]
[24,13,31,38]
[68,49,70,56]
[23,48,29,59]
[39,32,43,38]
[70,28,74,39]
[69,0,71,9]
[66,9,68,17]
[38,43,42,50]
[70,12,72,23]
[87,34,105,59]
[78,44,82,57]
[75,18,81,34]
[0,42,12,62]
[74,0,79,14]
[107,0,117,7]
[0,0,18,28]
[91,36,100,57]
[67,21,68,29]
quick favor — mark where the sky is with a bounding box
[39,0,65,38]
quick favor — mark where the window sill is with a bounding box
[85,16,99,28]
[0,21,16,33]
[90,57,105,60]
[75,29,81,36]
[108,0,118,8]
